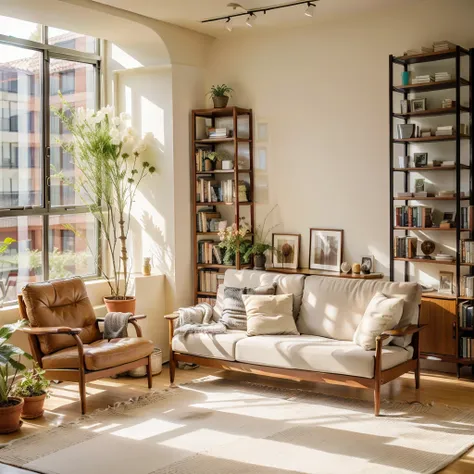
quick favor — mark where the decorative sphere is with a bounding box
[340,262,351,274]
[421,240,435,256]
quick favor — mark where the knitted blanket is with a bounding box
[103,312,132,339]
[174,303,227,336]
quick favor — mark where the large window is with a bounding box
[0,16,100,304]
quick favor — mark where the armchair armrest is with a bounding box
[376,324,427,342]
[164,312,179,320]
[20,326,82,336]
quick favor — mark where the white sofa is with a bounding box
[166,270,423,415]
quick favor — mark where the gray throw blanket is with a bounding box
[174,303,226,336]
[103,312,132,339]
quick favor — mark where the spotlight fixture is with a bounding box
[304,2,316,17]
[225,17,233,31]
[245,13,256,27]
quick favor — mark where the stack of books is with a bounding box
[196,178,234,203]
[433,41,456,52]
[435,72,452,82]
[397,192,413,198]
[441,160,455,167]
[461,275,474,297]
[208,128,229,139]
[459,302,474,328]
[434,253,454,262]
[460,206,474,230]
[441,99,455,109]
[412,74,434,84]
[461,239,474,263]
[395,206,432,227]
[459,337,474,359]
[196,207,226,232]
[394,236,418,258]
[197,240,223,264]
[436,125,453,136]
[199,270,221,292]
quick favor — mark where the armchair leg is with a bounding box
[147,355,153,389]
[415,360,420,389]
[374,383,381,416]
[169,351,176,384]
[79,374,87,415]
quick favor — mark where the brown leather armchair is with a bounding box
[17,277,154,414]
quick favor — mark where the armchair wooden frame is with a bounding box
[166,312,425,416]
[18,295,153,414]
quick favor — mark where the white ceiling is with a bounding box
[92,0,413,37]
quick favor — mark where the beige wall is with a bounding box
[204,0,474,287]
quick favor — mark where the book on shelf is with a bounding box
[395,206,432,227]
[199,270,220,293]
[461,239,474,264]
[207,127,230,138]
[197,240,223,265]
[394,236,418,258]
[195,148,212,172]
[459,301,474,328]
[434,72,452,82]
[196,178,236,203]
[461,275,474,297]
[460,337,474,359]
[433,41,456,52]
[460,206,474,230]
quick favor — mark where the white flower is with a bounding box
[133,142,147,155]
[111,117,121,127]
[119,112,131,121]
[102,105,114,116]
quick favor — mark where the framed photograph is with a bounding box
[400,99,409,115]
[361,255,375,272]
[272,233,301,269]
[414,152,428,168]
[411,98,426,112]
[414,178,425,192]
[309,229,344,272]
[439,271,454,294]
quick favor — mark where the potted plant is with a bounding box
[0,320,32,433]
[13,365,50,419]
[218,219,252,266]
[203,152,221,171]
[243,205,279,270]
[53,98,156,314]
[208,84,234,108]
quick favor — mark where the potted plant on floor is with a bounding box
[13,365,50,419]
[0,320,32,433]
[208,84,234,108]
[243,205,279,270]
[53,98,157,314]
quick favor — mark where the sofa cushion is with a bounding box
[213,270,305,321]
[243,294,299,336]
[235,335,413,379]
[297,276,421,346]
[353,292,404,350]
[42,337,154,371]
[172,331,247,361]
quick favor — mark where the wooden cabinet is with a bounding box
[420,296,457,357]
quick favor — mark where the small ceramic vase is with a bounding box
[352,263,361,274]
[340,262,351,274]
[143,257,151,276]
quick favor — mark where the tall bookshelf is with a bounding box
[191,106,254,305]
[389,46,474,375]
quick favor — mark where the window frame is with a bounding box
[0,24,102,293]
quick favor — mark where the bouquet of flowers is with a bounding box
[218,219,252,266]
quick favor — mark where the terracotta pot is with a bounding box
[212,96,229,108]
[21,393,46,420]
[103,296,136,314]
[0,397,24,434]
[204,158,214,171]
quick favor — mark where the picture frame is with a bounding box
[400,99,409,115]
[439,271,454,294]
[414,152,428,168]
[272,233,301,269]
[414,178,425,193]
[410,98,426,112]
[309,228,344,272]
[361,255,375,273]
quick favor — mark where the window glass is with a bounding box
[48,213,97,279]
[0,215,43,304]
[49,59,96,206]
[0,15,41,42]
[48,27,96,54]
[0,44,42,209]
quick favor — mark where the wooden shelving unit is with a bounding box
[389,45,474,375]
[191,106,254,305]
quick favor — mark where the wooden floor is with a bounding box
[0,365,473,473]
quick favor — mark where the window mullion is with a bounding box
[42,48,50,280]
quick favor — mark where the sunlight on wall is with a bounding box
[140,96,165,145]
[111,44,143,69]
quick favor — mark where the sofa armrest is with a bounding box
[20,326,82,336]
[377,324,427,342]
[164,312,179,320]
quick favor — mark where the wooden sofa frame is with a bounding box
[18,295,153,414]
[165,312,425,416]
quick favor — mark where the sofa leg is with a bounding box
[147,355,153,389]
[374,384,381,416]
[169,351,176,385]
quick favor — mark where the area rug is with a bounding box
[1,376,474,474]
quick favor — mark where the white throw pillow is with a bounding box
[242,294,299,337]
[353,292,404,350]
